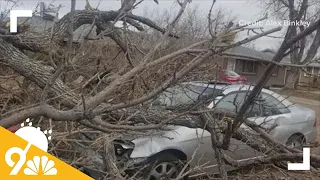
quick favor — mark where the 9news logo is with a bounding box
[0,118,93,179]
[5,119,57,176]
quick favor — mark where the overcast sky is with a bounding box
[0,0,287,50]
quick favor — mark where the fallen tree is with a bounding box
[0,0,320,179]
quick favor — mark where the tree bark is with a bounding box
[0,39,79,106]
[284,67,299,89]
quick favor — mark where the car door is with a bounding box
[245,92,292,145]
[213,91,263,159]
[186,91,265,176]
[189,127,262,177]
[247,92,291,133]
[214,91,262,119]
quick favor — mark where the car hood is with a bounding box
[131,125,210,144]
[124,125,211,158]
[116,125,204,144]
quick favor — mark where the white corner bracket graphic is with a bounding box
[288,147,310,171]
[10,10,33,33]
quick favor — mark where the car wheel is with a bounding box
[146,153,187,180]
[286,134,305,149]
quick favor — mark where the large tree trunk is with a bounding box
[284,67,299,89]
[0,39,79,106]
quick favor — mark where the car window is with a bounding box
[261,92,290,116]
[154,87,197,106]
[215,91,261,117]
[154,85,222,107]
[190,85,224,97]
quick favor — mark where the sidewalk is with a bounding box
[288,96,320,106]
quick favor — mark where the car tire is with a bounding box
[145,153,188,180]
[275,135,305,169]
[286,134,305,149]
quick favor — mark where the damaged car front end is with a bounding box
[111,125,258,180]
[113,139,149,176]
[112,126,201,179]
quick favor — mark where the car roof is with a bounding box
[182,81,230,90]
[180,82,292,107]
[220,85,293,107]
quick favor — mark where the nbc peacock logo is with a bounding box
[5,118,57,176]
[24,156,57,175]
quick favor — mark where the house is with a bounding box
[261,48,320,87]
[223,46,320,88]
[296,62,320,87]
[16,16,54,32]
[223,46,287,87]
[6,14,97,42]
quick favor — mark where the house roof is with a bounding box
[5,16,97,41]
[225,46,290,64]
[225,45,320,67]
[261,48,320,67]
[306,62,320,67]
[3,16,54,32]
[226,46,274,61]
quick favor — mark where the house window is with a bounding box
[242,60,257,74]
[307,67,313,74]
[304,67,320,76]
[304,67,312,76]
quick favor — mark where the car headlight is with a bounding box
[113,139,134,157]
[114,144,125,156]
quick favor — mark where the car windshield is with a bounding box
[225,70,240,77]
[154,84,223,107]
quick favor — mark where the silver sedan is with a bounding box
[113,82,317,179]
